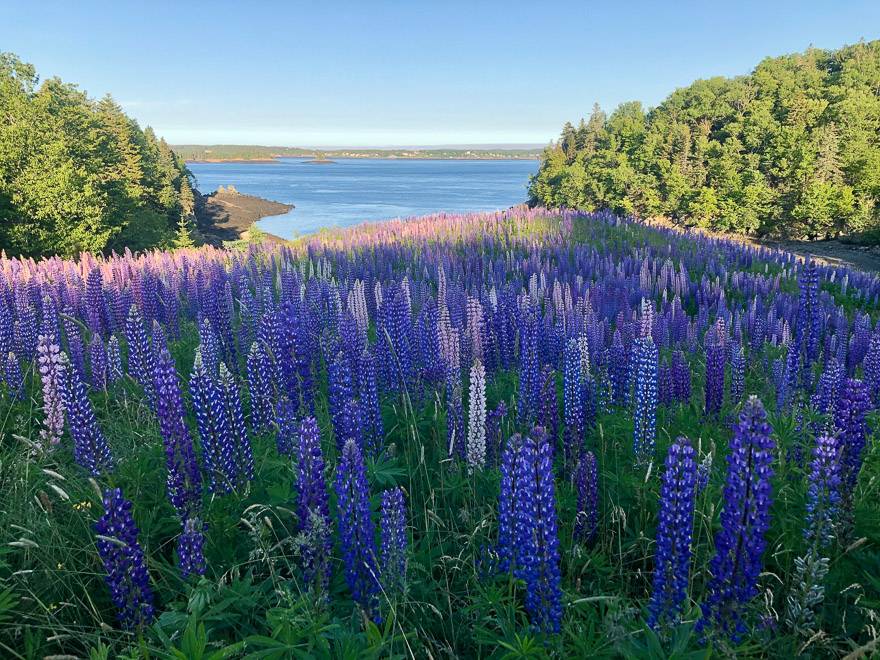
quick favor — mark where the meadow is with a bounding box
[0,207,878,658]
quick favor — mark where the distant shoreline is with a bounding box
[186,155,540,164]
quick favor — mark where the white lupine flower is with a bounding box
[466,359,487,473]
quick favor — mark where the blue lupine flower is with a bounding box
[358,349,384,453]
[335,439,380,619]
[4,352,23,401]
[648,436,697,629]
[218,362,254,485]
[698,396,775,641]
[190,349,236,493]
[834,378,871,494]
[704,319,726,416]
[107,335,124,384]
[812,358,843,417]
[296,416,332,592]
[632,333,658,461]
[328,350,355,445]
[275,397,298,457]
[573,450,598,545]
[125,306,155,407]
[177,517,207,579]
[804,433,843,548]
[247,340,275,433]
[88,334,107,390]
[94,488,155,629]
[61,360,115,475]
[497,433,523,572]
[380,486,407,597]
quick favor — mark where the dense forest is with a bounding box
[529,41,880,240]
[0,53,195,258]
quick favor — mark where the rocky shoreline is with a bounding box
[195,186,292,244]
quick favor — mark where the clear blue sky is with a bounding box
[3,0,878,147]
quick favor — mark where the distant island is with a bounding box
[174,144,544,162]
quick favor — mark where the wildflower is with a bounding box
[247,341,275,433]
[834,378,871,495]
[804,432,842,548]
[297,416,332,591]
[647,436,697,629]
[380,487,407,597]
[177,517,207,579]
[61,359,115,475]
[5,352,23,400]
[190,349,235,493]
[573,450,598,545]
[632,330,658,461]
[37,334,66,448]
[335,439,380,618]
[466,359,487,472]
[698,396,775,641]
[704,319,726,416]
[219,362,254,485]
[94,488,155,629]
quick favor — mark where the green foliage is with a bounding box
[0,52,192,257]
[530,41,880,239]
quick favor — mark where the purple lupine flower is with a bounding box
[804,433,843,548]
[730,342,746,405]
[647,436,697,629]
[247,341,275,433]
[517,309,541,424]
[94,488,155,629]
[380,486,407,597]
[153,343,202,520]
[358,349,384,453]
[609,329,628,407]
[125,306,155,406]
[107,335,123,384]
[190,350,236,493]
[328,350,355,445]
[563,339,585,466]
[62,308,86,380]
[485,401,507,467]
[671,350,691,404]
[632,332,658,461]
[198,317,221,377]
[834,378,871,495]
[497,433,523,572]
[296,416,332,593]
[513,430,563,634]
[812,358,843,417]
[335,439,380,619]
[538,366,559,451]
[61,360,115,475]
[275,397,298,457]
[4,352,23,401]
[218,363,254,485]
[573,450,598,545]
[85,267,106,336]
[37,334,66,448]
[704,319,726,416]
[177,517,207,579]
[698,396,775,641]
[88,334,108,390]
[862,330,880,404]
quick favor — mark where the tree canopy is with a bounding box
[0,52,194,257]
[529,41,880,240]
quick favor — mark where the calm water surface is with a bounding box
[188,158,538,238]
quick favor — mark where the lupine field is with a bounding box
[1,208,879,658]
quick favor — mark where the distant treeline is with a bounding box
[174,144,543,161]
[0,53,195,258]
[529,41,880,240]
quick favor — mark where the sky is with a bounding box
[3,1,879,147]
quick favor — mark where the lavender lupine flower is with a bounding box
[804,433,843,548]
[573,450,598,545]
[647,436,697,629]
[89,334,108,390]
[190,350,236,493]
[466,359,487,472]
[94,488,155,629]
[497,433,523,572]
[514,431,563,634]
[380,487,407,597]
[698,396,775,641]
[37,334,66,448]
[218,363,254,485]
[153,344,202,520]
[4,352,23,401]
[296,416,332,593]
[247,342,275,433]
[335,439,380,619]
[107,335,124,384]
[177,517,207,579]
[632,331,658,461]
[61,360,115,475]
[704,320,726,416]
[834,378,871,495]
